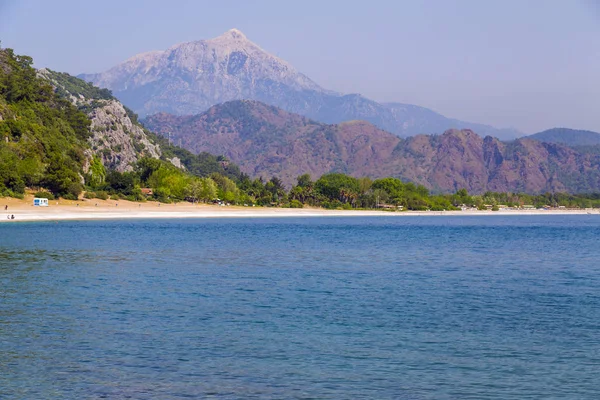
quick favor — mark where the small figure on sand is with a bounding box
[4,205,7,210]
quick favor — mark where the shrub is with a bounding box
[67,183,83,199]
[95,191,109,200]
[84,191,95,199]
[33,191,54,200]
[322,200,342,209]
[125,194,142,202]
[1,189,24,199]
[288,199,303,208]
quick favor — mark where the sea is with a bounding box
[1,216,599,399]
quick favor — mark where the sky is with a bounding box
[0,0,598,134]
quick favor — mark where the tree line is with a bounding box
[77,166,600,210]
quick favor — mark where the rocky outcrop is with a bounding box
[39,69,161,172]
[144,101,600,193]
[80,29,520,139]
[88,100,160,171]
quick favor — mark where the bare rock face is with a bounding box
[167,156,183,169]
[38,69,161,172]
[88,100,160,171]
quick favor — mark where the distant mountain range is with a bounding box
[143,100,600,193]
[80,29,521,140]
[525,128,600,147]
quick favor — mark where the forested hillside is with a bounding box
[0,48,90,198]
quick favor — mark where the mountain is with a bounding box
[143,100,600,193]
[393,131,600,194]
[143,100,401,186]
[80,29,521,139]
[79,29,327,116]
[526,128,600,147]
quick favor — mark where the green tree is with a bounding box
[315,173,359,203]
[211,173,240,203]
[87,156,106,188]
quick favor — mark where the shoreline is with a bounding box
[1,196,597,223]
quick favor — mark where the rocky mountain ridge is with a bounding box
[81,29,521,139]
[143,101,400,186]
[143,100,600,193]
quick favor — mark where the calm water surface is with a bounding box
[1,216,600,399]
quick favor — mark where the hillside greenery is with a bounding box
[0,48,90,198]
[44,69,113,101]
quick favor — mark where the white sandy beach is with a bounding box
[0,196,596,223]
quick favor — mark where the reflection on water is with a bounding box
[1,216,600,399]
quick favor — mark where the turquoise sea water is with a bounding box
[1,216,600,399]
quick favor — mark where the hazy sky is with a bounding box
[1,0,598,133]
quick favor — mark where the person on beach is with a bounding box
[10,215,14,220]
[4,205,7,210]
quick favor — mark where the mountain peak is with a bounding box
[224,28,247,40]
[210,28,249,43]
[78,31,520,139]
